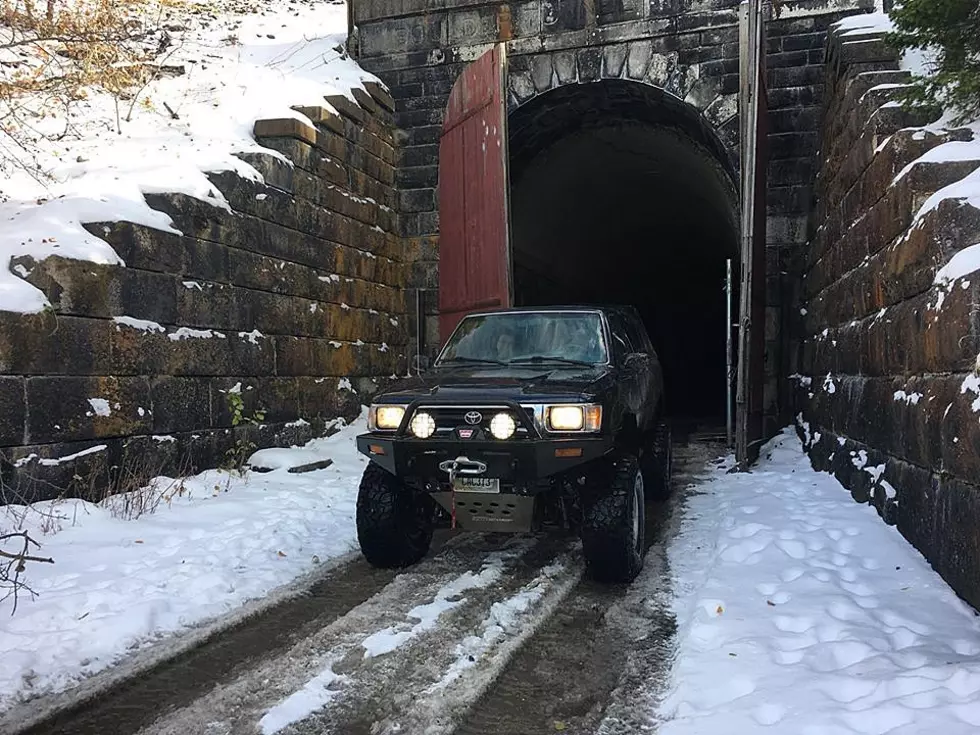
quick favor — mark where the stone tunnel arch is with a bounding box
[504,67,739,421]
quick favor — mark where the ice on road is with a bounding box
[656,428,980,734]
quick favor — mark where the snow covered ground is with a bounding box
[0,0,378,313]
[0,410,370,714]
[656,428,980,735]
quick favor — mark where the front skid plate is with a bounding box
[430,491,535,532]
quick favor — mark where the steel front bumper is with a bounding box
[356,434,614,483]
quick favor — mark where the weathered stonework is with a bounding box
[796,23,980,606]
[353,0,873,433]
[0,88,410,503]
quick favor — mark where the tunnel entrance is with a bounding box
[508,81,739,421]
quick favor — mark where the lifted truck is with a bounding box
[354,305,672,583]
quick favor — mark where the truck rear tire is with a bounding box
[356,462,433,568]
[642,420,672,501]
[581,455,645,583]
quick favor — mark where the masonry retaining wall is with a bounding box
[795,24,980,606]
[0,83,410,503]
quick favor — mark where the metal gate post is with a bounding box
[735,0,765,468]
[726,258,734,448]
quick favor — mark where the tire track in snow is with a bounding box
[453,436,725,735]
[285,535,584,735]
[139,532,575,735]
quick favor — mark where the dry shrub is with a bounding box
[0,0,181,155]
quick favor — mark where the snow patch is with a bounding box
[258,661,348,735]
[936,243,980,287]
[112,316,165,333]
[851,449,869,470]
[168,327,225,342]
[864,463,886,483]
[832,12,892,36]
[961,374,980,413]
[431,562,568,691]
[238,330,264,345]
[86,398,112,417]
[361,557,509,659]
[823,374,837,395]
[894,390,924,405]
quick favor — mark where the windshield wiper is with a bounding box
[440,356,509,366]
[509,355,595,367]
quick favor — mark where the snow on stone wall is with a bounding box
[0,84,408,504]
[794,14,980,607]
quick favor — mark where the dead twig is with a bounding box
[0,530,54,615]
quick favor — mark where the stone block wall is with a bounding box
[795,24,980,606]
[0,85,411,503]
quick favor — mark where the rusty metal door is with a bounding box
[438,43,512,343]
[735,0,769,468]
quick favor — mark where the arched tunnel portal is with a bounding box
[508,80,740,421]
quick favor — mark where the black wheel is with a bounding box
[580,455,645,583]
[642,420,672,501]
[356,462,433,569]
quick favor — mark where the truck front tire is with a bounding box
[581,455,645,583]
[356,462,433,568]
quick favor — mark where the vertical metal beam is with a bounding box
[736,0,764,467]
[726,258,734,448]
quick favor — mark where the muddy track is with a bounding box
[17,555,402,735]
[140,532,581,735]
[455,436,725,735]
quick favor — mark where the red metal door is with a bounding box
[438,43,512,343]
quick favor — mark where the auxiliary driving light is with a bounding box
[410,411,436,439]
[489,412,517,440]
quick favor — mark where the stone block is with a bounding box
[0,377,25,447]
[0,312,112,376]
[150,377,213,433]
[21,257,177,323]
[234,151,294,193]
[26,376,152,444]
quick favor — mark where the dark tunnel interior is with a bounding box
[508,81,740,420]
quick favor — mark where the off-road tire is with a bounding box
[642,420,672,501]
[356,462,433,569]
[580,455,645,583]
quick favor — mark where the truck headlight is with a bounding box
[370,404,405,431]
[546,404,602,432]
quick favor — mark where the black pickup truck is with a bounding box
[354,305,671,583]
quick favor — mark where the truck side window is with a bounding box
[606,314,632,362]
[625,316,650,355]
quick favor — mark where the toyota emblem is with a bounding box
[464,411,483,425]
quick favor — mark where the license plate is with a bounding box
[452,477,500,493]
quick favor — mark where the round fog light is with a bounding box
[490,412,517,440]
[410,411,436,439]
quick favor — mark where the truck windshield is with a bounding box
[438,311,608,366]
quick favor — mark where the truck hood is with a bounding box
[377,365,614,404]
